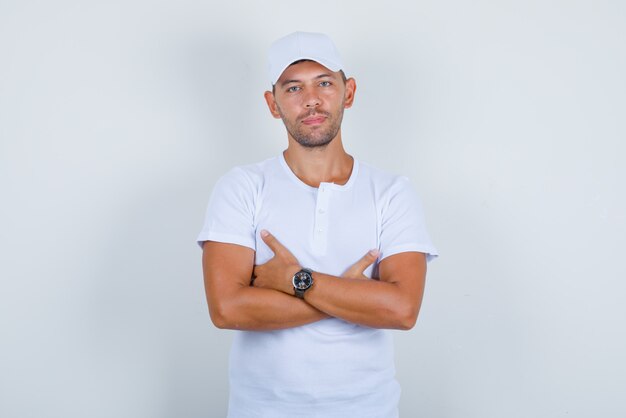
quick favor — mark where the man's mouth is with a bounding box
[301,114,327,125]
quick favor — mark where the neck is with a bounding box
[283,131,353,188]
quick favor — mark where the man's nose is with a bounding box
[303,91,321,108]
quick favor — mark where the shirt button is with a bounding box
[317,228,324,233]
[318,208,326,214]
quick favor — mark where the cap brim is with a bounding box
[271,57,343,85]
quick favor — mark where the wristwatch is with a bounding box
[292,268,314,299]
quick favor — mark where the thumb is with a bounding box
[343,249,379,278]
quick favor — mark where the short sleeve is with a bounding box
[196,168,256,250]
[379,177,438,262]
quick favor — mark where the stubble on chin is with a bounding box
[279,109,344,149]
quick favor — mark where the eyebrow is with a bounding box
[279,73,333,87]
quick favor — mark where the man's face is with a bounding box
[264,61,356,148]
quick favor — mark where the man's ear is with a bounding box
[264,91,282,119]
[343,78,357,109]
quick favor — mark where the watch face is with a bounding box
[293,271,312,290]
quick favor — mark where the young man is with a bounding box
[198,31,438,418]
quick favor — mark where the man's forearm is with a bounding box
[251,232,426,330]
[210,285,329,331]
[302,272,422,330]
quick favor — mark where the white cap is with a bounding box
[267,31,344,86]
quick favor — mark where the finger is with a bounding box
[260,229,286,255]
[344,249,379,277]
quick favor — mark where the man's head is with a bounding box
[264,32,356,149]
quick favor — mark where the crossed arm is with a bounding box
[202,230,427,331]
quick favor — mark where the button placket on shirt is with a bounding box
[312,184,331,254]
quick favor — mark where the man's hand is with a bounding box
[252,230,301,294]
[253,229,380,293]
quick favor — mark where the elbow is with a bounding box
[397,314,417,331]
[206,287,253,330]
[394,303,419,331]
[210,313,229,330]
[209,302,236,330]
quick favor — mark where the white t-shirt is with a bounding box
[198,154,438,418]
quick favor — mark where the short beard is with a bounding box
[276,104,345,149]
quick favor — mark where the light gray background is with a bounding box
[1,1,624,417]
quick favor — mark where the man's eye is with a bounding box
[287,86,300,92]
[319,81,331,87]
